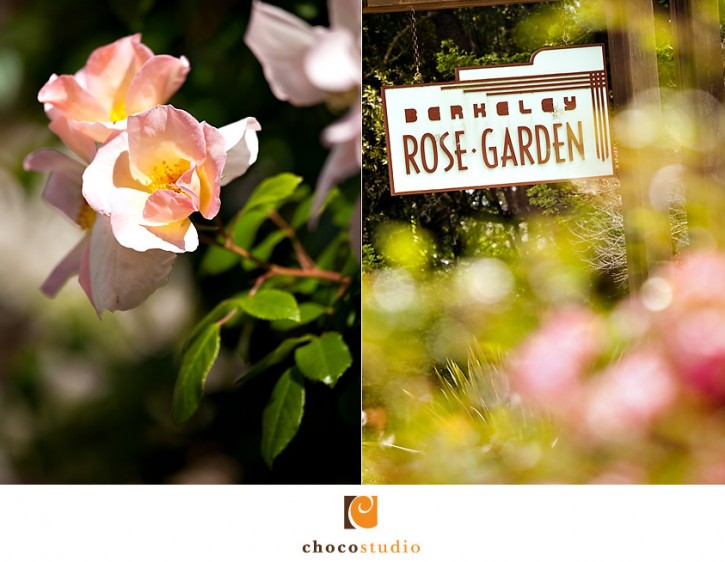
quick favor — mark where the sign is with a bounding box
[381,44,615,195]
[363,0,561,14]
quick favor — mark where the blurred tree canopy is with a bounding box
[0,0,360,483]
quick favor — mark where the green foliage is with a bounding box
[295,332,353,388]
[172,323,221,425]
[261,368,306,468]
[174,167,358,465]
[238,290,300,322]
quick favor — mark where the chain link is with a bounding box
[561,0,571,45]
[409,8,422,82]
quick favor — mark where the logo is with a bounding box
[343,496,378,529]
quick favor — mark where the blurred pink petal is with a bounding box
[40,238,87,297]
[510,307,604,412]
[311,134,360,222]
[24,148,85,222]
[328,0,361,36]
[304,29,360,94]
[585,347,677,440]
[244,0,327,106]
[217,117,261,186]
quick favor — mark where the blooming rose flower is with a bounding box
[82,104,260,253]
[38,34,190,148]
[244,0,361,231]
[24,149,176,314]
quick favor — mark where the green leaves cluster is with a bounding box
[171,173,357,468]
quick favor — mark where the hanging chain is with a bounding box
[409,8,422,83]
[560,0,571,45]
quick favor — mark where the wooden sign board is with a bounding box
[363,0,561,14]
[381,44,615,195]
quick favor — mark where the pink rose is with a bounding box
[24,149,176,314]
[82,104,260,253]
[38,34,190,150]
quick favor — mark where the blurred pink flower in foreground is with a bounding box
[510,306,604,415]
[244,0,361,225]
[82,105,260,254]
[648,252,725,403]
[584,347,676,440]
[38,33,189,154]
[24,149,175,314]
[510,250,725,447]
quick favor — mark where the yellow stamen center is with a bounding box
[76,202,96,231]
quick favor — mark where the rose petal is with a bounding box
[41,236,88,297]
[329,0,360,36]
[38,74,107,122]
[126,54,191,115]
[143,189,197,224]
[217,117,261,187]
[310,136,360,224]
[244,0,326,106]
[48,115,98,163]
[193,123,226,217]
[81,33,152,116]
[86,214,176,314]
[24,148,86,222]
[82,132,141,215]
[109,188,197,253]
[127,105,206,182]
[304,28,360,94]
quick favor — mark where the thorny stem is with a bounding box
[198,218,351,297]
[268,210,316,270]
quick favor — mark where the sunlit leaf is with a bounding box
[172,323,221,425]
[243,173,302,213]
[261,368,306,468]
[239,289,300,321]
[271,302,328,331]
[295,332,352,387]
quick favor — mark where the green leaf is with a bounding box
[271,302,328,331]
[244,173,302,213]
[239,289,300,321]
[200,245,238,276]
[232,208,268,249]
[294,332,353,387]
[172,323,221,425]
[239,335,314,382]
[261,368,306,468]
[242,230,287,271]
[184,299,242,351]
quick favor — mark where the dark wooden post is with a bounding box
[605,0,672,289]
[670,0,724,102]
[670,0,724,241]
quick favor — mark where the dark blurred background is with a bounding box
[0,0,360,483]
